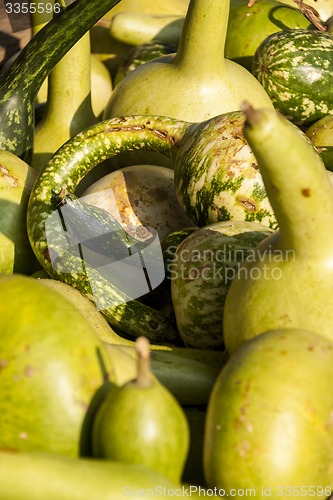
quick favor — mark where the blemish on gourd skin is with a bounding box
[0,165,18,188]
[301,188,311,197]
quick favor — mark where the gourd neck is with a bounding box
[244,105,333,258]
[173,0,228,73]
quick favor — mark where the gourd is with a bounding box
[0,0,121,163]
[92,337,190,484]
[252,29,333,126]
[204,328,333,496]
[225,0,311,70]
[37,278,227,406]
[170,221,272,350]
[114,41,178,86]
[0,274,115,457]
[0,450,204,500]
[223,102,333,354]
[0,150,38,274]
[103,0,273,123]
[26,112,278,344]
[109,12,184,46]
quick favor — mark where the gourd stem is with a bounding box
[243,103,333,257]
[135,337,153,388]
[173,0,228,72]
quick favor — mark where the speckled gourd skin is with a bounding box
[171,221,273,350]
[173,111,278,229]
[252,29,333,126]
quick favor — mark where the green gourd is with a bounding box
[31,32,98,174]
[252,29,333,126]
[0,274,115,457]
[306,114,333,170]
[0,150,38,274]
[0,450,203,500]
[204,328,333,497]
[223,102,333,354]
[26,112,278,343]
[92,336,190,484]
[0,0,121,163]
[103,0,273,123]
[225,0,311,70]
[171,221,273,350]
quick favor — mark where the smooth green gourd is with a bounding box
[204,328,333,496]
[103,0,273,123]
[0,450,202,500]
[92,336,190,484]
[223,102,333,354]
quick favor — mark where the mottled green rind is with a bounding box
[27,115,188,343]
[0,274,115,457]
[226,0,311,70]
[204,329,333,495]
[174,111,277,230]
[160,227,199,283]
[0,0,122,162]
[252,29,333,126]
[171,221,273,350]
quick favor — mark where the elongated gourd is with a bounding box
[223,102,333,354]
[103,0,273,123]
[0,450,204,500]
[0,0,121,163]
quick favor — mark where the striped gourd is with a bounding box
[252,29,333,126]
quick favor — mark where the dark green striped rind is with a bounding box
[27,115,188,343]
[0,0,122,163]
[252,29,333,126]
[170,221,273,350]
[173,111,278,230]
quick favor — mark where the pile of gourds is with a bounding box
[1,0,333,497]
